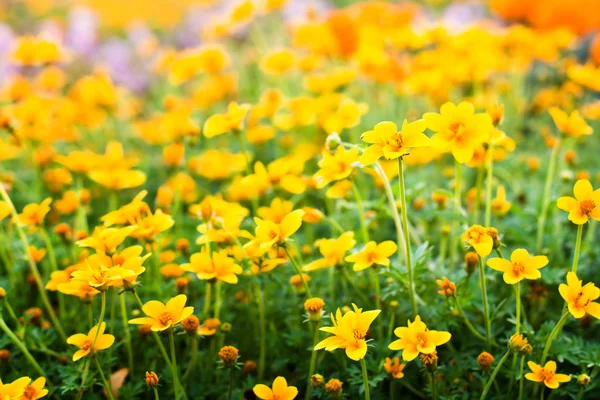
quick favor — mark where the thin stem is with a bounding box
[39,227,58,272]
[449,160,462,267]
[472,165,485,224]
[3,298,21,328]
[94,356,115,400]
[515,282,521,334]
[372,269,383,339]
[518,355,526,400]
[478,257,492,347]
[283,246,312,297]
[203,281,212,318]
[119,294,134,374]
[398,158,417,316]
[536,139,561,251]
[430,371,438,400]
[215,281,222,320]
[76,360,91,400]
[484,141,495,227]
[0,316,46,378]
[182,335,198,380]
[0,184,66,340]
[256,283,267,380]
[153,387,160,400]
[340,266,370,306]
[305,321,320,400]
[169,330,182,400]
[540,310,570,365]
[387,310,396,343]
[91,292,107,349]
[351,179,370,244]
[360,358,371,400]
[572,224,583,274]
[453,296,488,343]
[480,349,511,400]
[228,367,234,400]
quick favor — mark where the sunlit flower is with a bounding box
[525,361,571,389]
[360,120,431,166]
[67,322,115,361]
[344,241,397,271]
[487,249,548,284]
[76,226,137,253]
[559,272,600,319]
[314,147,360,188]
[303,232,356,271]
[129,294,194,331]
[203,102,251,138]
[19,377,48,399]
[549,107,593,137]
[18,198,52,227]
[0,377,30,399]
[557,179,600,224]
[253,376,298,400]
[461,225,495,257]
[181,250,242,284]
[491,185,511,216]
[389,315,451,361]
[246,210,304,249]
[314,304,380,361]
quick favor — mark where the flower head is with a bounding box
[181,250,242,284]
[66,322,115,361]
[549,107,593,137]
[462,225,495,257]
[314,304,380,361]
[436,276,456,296]
[557,179,600,224]
[253,376,298,400]
[526,361,571,389]
[247,210,304,249]
[389,315,451,361]
[491,185,511,216]
[559,272,600,319]
[487,249,548,284]
[359,120,431,166]
[383,357,406,379]
[0,377,31,399]
[477,352,494,370]
[145,372,159,387]
[314,147,360,188]
[18,198,52,227]
[345,241,397,272]
[128,295,194,331]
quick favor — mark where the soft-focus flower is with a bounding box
[303,232,356,271]
[129,294,194,331]
[0,377,30,399]
[491,185,511,216]
[203,102,251,138]
[549,107,593,137]
[253,376,298,400]
[181,250,242,284]
[559,272,600,319]
[67,322,115,361]
[487,249,548,284]
[462,225,495,257]
[388,315,451,361]
[344,240,397,271]
[314,304,380,361]
[383,357,406,379]
[525,361,571,389]
[360,120,431,166]
[18,198,52,227]
[436,276,456,296]
[557,179,600,224]
[314,147,360,188]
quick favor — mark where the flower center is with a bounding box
[580,199,596,216]
[158,312,173,326]
[574,291,590,307]
[449,122,465,137]
[82,339,92,351]
[415,332,427,347]
[512,262,525,275]
[387,133,404,149]
[353,329,366,340]
[539,369,555,382]
[22,386,37,399]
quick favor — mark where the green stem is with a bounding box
[540,310,570,365]
[372,269,383,339]
[478,257,492,347]
[472,165,485,224]
[518,355,526,400]
[387,310,396,343]
[182,335,198,380]
[515,282,521,334]
[305,321,320,400]
[119,294,134,374]
[76,360,91,400]
[91,292,107,349]
[215,281,222,320]
[3,298,21,328]
[572,224,583,274]
[340,266,370,306]
[153,387,160,400]
[0,316,46,378]
[480,349,511,400]
[536,139,561,252]
[351,180,370,244]
[256,283,267,380]
[94,356,115,400]
[283,246,312,297]
[228,367,234,400]
[360,358,371,400]
[453,296,488,343]
[398,158,417,316]
[203,281,212,318]
[169,330,182,400]
[484,141,495,227]
[450,160,462,267]
[0,184,66,340]
[430,371,438,400]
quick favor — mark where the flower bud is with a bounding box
[420,351,438,372]
[465,252,479,274]
[182,315,200,334]
[243,360,256,374]
[578,374,591,386]
[477,352,494,370]
[311,374,324,387]
[145,371,159,387]
[325,378,343,398]
[508,333,529,353]
[219,346,239,366]
[304,297,325,321]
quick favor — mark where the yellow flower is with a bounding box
[559,272,600,319]
[76,226,137,253]
[129,294,194,332]
[247,209,304,249]
[383,357,406,379]
[344,241,397,271]
[359,120,431,166]
[461,225,494,257]
[0,201,11,221]
[181,250,242,284]
[525,361,571,389]
[303,232,356,271]
[314,304,380,361]
[20,377,48,399]
[130,209,175,241]
[557,179,600,224]
[0,377,30,399]
[258,198,293,223]
[491,185,511,216]
[253,376,298,400]
[88,169,147,191]
[260,48,295,76]
[67,322,115,361]
[548,107,593,137]
[18,198,52,227]
[70,260,135,291]
[314,147,360,188]
[203,102,251,138]
[423,101,492,164]
[388,315,451,361]
[487,249,548,284]
[326,180,352,199]
[198,318,221,336]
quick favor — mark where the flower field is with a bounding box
[1,0,600,399]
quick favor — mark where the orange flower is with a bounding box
[557,179,600,224]
[129,294,194,332]
[181,250,243,284]
[525,361,571,389]
[66,322,115,361]
[253,376,298,400]
[18,198,52,226]
[548,107,593,137]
